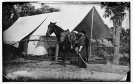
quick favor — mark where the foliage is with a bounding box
[2,2,22,31]
[16,3,60,17]
[101,2,130,26]
[2,2,60,31]
[91,38,114,58]
[91,27,130,66]
[101,2,130,65]
[109,27,130,54]
[120,28,130,54]
[119,56,129,66]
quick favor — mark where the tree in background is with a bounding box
[2,2,60,31]
[2,2,22,31]
[120,28,130,55]
[110,27,130,54]
[101,2,130,65]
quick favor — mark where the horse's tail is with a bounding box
[85,35,90,62]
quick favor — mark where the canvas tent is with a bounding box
[73,7,112,39]
[3,6,112,56]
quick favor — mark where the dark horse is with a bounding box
[46,22,71,65]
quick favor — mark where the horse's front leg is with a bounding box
[74,47,79,65]
[71,44,73,49]
[61,46,66,66]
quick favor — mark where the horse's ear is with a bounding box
[54,22,57,24]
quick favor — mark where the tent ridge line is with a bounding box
[72,6,92,31]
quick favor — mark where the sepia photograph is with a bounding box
[2,1,130,82]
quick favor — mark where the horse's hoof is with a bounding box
[63,64,66,66]
[61,62,66,66]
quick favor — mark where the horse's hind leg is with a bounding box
[62,52,66,66]
[60,52,66,66]
[86,47,89,62]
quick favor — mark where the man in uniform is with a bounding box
[77,29,88,68]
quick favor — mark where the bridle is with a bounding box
[46,24,55,51]
[46,24,59,49]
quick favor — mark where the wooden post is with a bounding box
[55,42,59,63]
[24,36,29,59]
[24,39,28,59]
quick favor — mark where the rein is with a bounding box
[46,36,50,52]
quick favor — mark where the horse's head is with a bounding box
[46,22,57,36]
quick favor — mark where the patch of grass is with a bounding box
[119,57,130,66]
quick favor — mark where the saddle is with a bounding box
[60,31,70,42]
[68,32,81,48]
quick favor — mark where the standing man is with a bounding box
[78,29,88,68]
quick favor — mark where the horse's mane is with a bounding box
[54,25,65,41]
[55,25,64,32]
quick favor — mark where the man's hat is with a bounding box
[79,29,86,34]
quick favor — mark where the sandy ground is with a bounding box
[3,58,129,82]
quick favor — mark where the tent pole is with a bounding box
[25,38,28,59]
[89,7,94,60]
